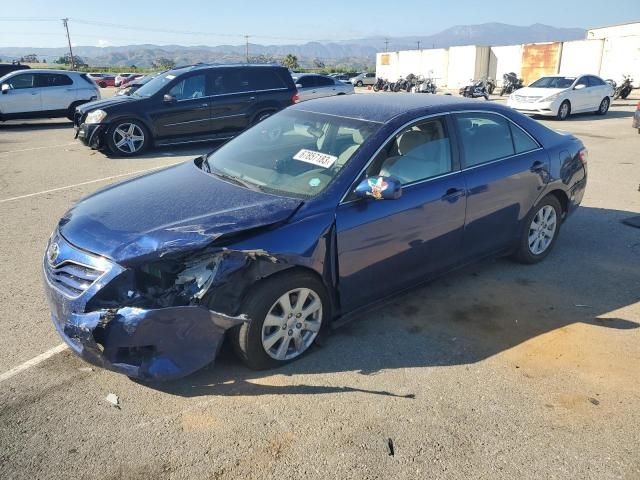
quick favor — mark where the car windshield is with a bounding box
[132,73,177,97]
[202,110,380,199]
[529,76,575,88]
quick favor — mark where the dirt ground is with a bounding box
[0,88,638,479]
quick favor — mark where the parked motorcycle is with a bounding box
[393,76,407,92]
[485,77,496,95]
[413,75,437,93]
[500,72,523,96]
[404,73,417,92]
[613,75,633,100]
[459,79,490,100]
[373,77,385,92]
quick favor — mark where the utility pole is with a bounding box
[416,40,421,50]
[244,35,249,63]
[62,18,75,69]
[384,38,389,52]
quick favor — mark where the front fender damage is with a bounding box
[60,305,247,381]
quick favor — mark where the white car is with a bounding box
[0,69,100,122]
[507,74,613,120]
[292,74,354,102]
[350,72,376,87]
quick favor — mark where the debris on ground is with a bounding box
[77,367,93,372]
[105,393,120,409]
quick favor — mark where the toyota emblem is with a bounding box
[47,242,60,265]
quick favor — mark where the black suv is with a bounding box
[74,64,297,156]
[0,63,30,78]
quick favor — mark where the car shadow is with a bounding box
[0,120,73,131]
[144,205,639,398]
[560,110,635,121]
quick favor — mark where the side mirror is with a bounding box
[354,176,402,201]
[574,84,586,90]
[163,94,176,103]
[295,83,303,89]
[1,84,9,94]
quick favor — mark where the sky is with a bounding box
[1,0,639,49]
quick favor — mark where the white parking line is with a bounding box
[0,163,182,204]
[0,143,77,157]
[0,344,68,384]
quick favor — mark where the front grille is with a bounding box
[44,233,113,299]
[515,95,542,103]
[48,261,104,297]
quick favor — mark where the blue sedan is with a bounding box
[43,94,587,380]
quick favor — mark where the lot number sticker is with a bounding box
[293,149,337,168]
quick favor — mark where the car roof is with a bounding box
[290,94,474,123]
[167,63,286,76]
[4,69,80,75]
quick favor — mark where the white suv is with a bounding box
[0,69,100,122]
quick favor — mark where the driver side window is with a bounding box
[366,117,453,185]
[7,74,35,89]
[168,74,206,100]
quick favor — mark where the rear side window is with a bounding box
[510,124,539,153]
[588,76,605,86]
[79,73,96,86]
[249,68,287,90]
[36,74,73,87]
[455,113,514,167]
[316,76,334,87]
[208,70,250,95]
[455,113,538,167]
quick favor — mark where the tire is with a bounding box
[106,119,150,156]
[356,81,363,87]
[621,87,631,99]
[66,101,85,121]
[512,195,562,264]
[557,100,571,120]
[500,87,506,96]
[99,81,107,88]
[596,97,610,115]
[229,271,330,370]
[251,110,275,126]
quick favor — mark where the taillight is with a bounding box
[292,91,300,104]
[578,148,588,166]
[636,101,640,111]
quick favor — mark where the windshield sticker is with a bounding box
[293,149,337,168]
[309,178,321,187]
[165,74,176,80]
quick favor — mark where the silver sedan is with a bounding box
[292,74,354,102]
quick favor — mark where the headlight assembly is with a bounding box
[85,109,107,124]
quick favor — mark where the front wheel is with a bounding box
[557,100,571,120]
[512,195,562,264]
[230,272,329,370]
[621,87,631,99]
[356,81,363,87]
[106,119,150,156]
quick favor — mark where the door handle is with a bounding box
[249,96,256,101]
[199,103,209,108]
[441,187,466,202]
[31,92,39,95]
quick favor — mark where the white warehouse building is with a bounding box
[375,21,640,88]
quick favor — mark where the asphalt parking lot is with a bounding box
[0,88,639,479]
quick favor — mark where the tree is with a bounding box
[21,54,39,63]
[249,54,276,64]
[313,58,325,69]
[152,57,175,69]
[281,54,299,70]
[54,54,84,65]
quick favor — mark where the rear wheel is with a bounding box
[596,97,610,115]
[106,119,149,156]
[512,195,562,264]
[66,101,85,121]
[557,100,571,120]
[229,271,329,370]
[251,110,275,126]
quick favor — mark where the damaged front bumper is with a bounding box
[75,122,107,150]
[43,232,247,381]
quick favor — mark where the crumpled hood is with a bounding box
[58,160,302,264]
[76,95,136,114]
[514,87,566,98]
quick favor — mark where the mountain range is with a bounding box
[0,23,585,68]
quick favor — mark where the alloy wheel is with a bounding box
[528,205,557,255]
[112,123,145,154]
[559,102,570,120]
[261,288,322,361]
[599,98,609,114]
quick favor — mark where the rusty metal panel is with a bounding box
[521,42,562,85]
